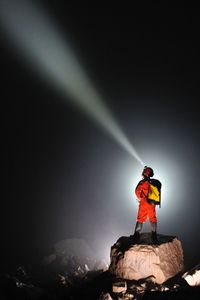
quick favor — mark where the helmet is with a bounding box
[142,166,154,178]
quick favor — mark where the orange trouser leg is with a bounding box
[137,200,157,223]
[148,203,157,222]
[137,201,148,223]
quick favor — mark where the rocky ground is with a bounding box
[0,263,200,300]
[0,237,199,299]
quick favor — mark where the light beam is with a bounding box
[0,0,144,165]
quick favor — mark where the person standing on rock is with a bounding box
[132,166,162,243]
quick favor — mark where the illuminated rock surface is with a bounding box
[183,264,200,286]
[109,233,184,284]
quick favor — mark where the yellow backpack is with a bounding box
[148,179,162,207]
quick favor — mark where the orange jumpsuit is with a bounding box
[135,179,157,223]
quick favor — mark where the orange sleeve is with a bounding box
[135,180,149,201]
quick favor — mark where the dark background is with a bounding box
[1,2,200,271]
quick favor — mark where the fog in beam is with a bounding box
[0,0,143,166]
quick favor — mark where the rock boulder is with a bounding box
[109,233,184,284]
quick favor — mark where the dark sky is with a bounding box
[1,2,200,269]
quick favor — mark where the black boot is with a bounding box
[131,222,143,243]
[150,222,159,244]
